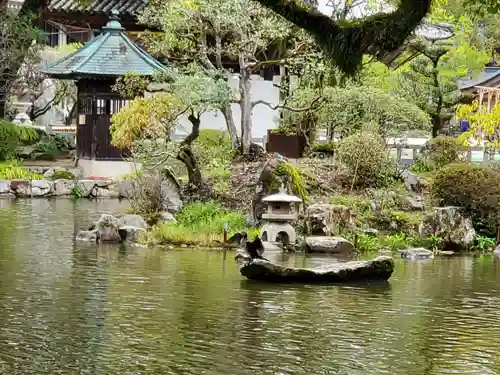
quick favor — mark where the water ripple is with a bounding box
[1,200,500,374]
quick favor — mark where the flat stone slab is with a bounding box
[235,252,394,283]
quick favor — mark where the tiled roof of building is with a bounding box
[458,67,500,90]
[43,10,166,79]
[47,0,147,14]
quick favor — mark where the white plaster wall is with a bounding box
[78,159,140,179]
[175,74,281,139]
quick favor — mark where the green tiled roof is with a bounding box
[43,11,166,79]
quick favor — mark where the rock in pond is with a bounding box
[76,229,98,242]
[304,204,355,236]
[235,252,394,283]
[118,226,147,243]
[399,248,434,260]
[419,206,475,250]
[95,214,121,243]
[304,236,355,254]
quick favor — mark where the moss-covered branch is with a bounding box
[253,0,432,75]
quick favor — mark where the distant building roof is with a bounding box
[46,0,147,14]
[458,67,500,90]
[43,10,166,79]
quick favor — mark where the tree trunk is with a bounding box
[431,115,441,138]
[0,85,7,119]
[177,113,203,188]
[239,65,252,155]
[221,105,240,148]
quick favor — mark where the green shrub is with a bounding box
[337,131,394,188]
[311,142,336,155]
[50,170,76,180]
[149,201,256,246]
[411,136,461,173]
[432,163,500,235]
[194,129,232,167]
[33,138,59,160]
[0,161,43,180]
[0,120,39,161]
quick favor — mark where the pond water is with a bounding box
[1,199,500,375]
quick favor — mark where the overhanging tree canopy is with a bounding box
[253,0,433,75]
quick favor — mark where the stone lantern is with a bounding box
[260,189,302,245]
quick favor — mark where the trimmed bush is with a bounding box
[411,136,461,173]
[432,163,500,235]
[337,131,394,188]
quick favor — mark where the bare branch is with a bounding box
[252,95,325,112]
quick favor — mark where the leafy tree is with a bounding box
[280,85,430,140]
[391,6,489,137]
[456,101,500,147]
[9,44,79,121]
[140,0,308,155]
[110,65,233,187]
[0,9,44,118]
[253,0,433,74]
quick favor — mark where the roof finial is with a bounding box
[110,9,120,20]
[104,9,124,31]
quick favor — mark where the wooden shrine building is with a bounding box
[459,66,500,113]
[43,10,166,176]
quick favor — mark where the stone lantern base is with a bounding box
[260,222,296,245]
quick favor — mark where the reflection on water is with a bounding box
[1,199,500,374]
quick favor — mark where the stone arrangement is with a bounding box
[0,178,133,198]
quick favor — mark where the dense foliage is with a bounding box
[110,93,181,149]
[456,101,500,146]
[0,120,38,161]
[281,85,430,138]
[337,131,394,188]
[411,136,462,172]
[432,163,500,235]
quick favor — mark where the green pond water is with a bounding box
[0,199,500,375]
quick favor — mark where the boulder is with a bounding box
[158,211,176,224]
[95,214,121,243]
[42,169,55,179]
[399,248,434,260]
[31,180,53,197]
[419,206,475,250]
[161,175,182,212]
[0,180,11,195]
[75,230,98,242]
[53,179,74,196]
[118,226,147,243]
[401,169,423,193]
[305,203,354,236]
[118,214,148,230]
[10,180,31,197]
[92,186,120,198]
[304,236,355,254]
[400,195,425,211]
[235,252,394,283]
[75,180,95,197]
[252,158,281,221]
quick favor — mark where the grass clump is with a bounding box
[49,170,76,180]
[149,201,257,246]
[0,160,42,180]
